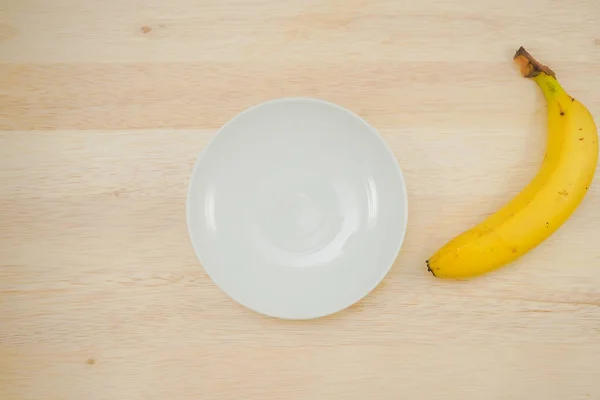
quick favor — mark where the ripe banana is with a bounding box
[426,47,598,279]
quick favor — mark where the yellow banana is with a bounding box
[426,47,598,279]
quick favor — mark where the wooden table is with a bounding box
[2,1,600,399]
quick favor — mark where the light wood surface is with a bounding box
[2,0,600,399]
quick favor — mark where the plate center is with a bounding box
[279,192,324,237]
[254,171,343,258]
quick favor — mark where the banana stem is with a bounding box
[514,46,564,99]
[514,47,555,78]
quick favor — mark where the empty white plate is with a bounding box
[187,98,408,319]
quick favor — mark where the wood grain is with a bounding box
[1,0,600,399]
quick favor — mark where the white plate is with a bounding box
[187,98,408,319]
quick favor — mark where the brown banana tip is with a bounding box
[426,259,436,277]
[513,46,555,78]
